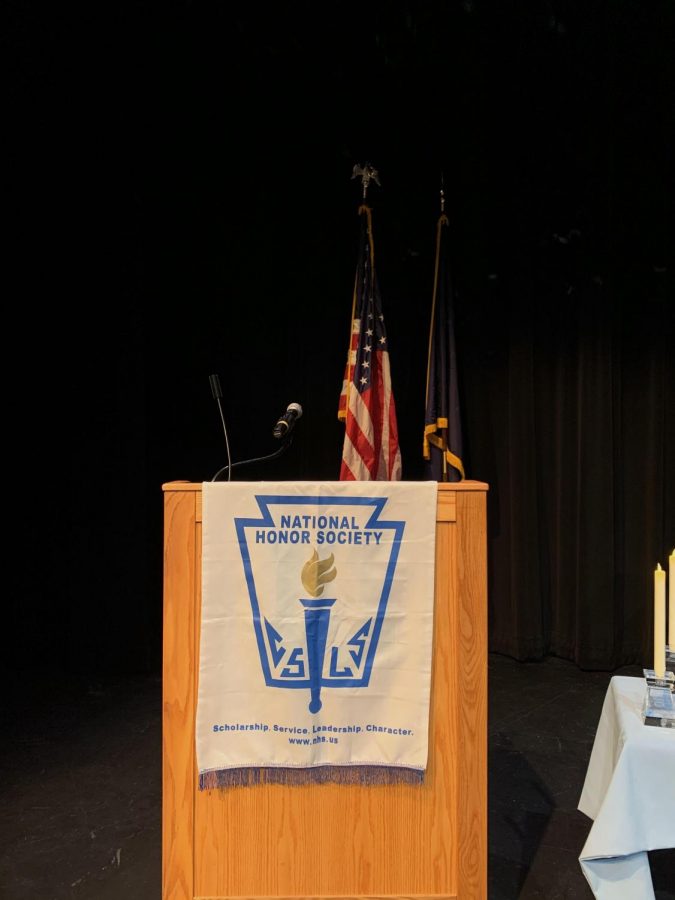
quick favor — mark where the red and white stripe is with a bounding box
[339,319,401,481]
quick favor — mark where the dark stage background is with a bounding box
[6,2,674,678]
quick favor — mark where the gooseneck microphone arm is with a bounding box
[209,374,233,482]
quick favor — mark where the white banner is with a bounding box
[197,481,437,787]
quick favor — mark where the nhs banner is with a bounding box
[198,481,437,788]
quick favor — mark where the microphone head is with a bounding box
[272,402,303,439]
[209,373,223,400]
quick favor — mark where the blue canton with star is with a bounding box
[354,255,387,394]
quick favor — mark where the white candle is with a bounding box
[669,549,674,650]
[654,563,666,678]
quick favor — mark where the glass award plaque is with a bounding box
[666,646,675,674]
[642,668,675,728]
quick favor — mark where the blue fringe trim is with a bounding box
[199,765,425,790]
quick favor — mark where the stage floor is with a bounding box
[1,655,672,899]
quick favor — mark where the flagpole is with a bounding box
[340,163,401,480]
[423,174,466,483]
[439,179,449,482]
[342,163,382,427]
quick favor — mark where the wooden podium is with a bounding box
[163,481,488,900]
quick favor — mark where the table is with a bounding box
[578,676,675,899]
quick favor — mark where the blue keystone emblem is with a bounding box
[234,495,404,713]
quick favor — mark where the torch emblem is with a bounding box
[300,550,337,712]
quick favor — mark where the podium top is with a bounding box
[162,480,489,492]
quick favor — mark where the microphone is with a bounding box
[273,402,303,440]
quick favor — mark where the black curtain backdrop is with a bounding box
[461,268,673,668]
[5,2,673,678]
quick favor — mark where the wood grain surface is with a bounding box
[162,482,488,900]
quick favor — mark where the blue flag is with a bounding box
[423,213,465,481]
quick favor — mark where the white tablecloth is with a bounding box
[578,676,675,899]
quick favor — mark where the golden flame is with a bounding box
[301,549,337,597]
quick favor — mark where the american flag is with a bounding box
[338,205,402,480]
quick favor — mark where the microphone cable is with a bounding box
[210,436,294,483]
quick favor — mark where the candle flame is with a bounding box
[301,549,337,597]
